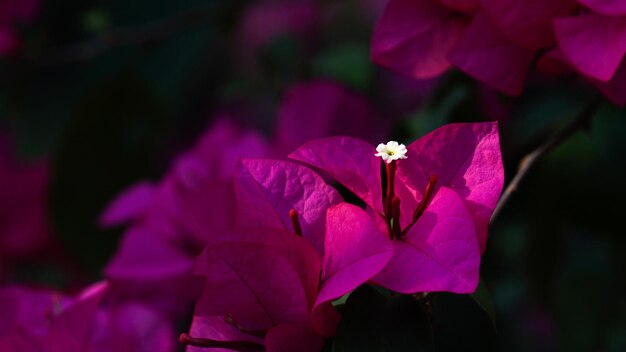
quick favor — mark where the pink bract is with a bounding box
[447,12,535,95]
[396,122,504,253]
[188,239,334,352]
[579,0,626,16]
[234,158,342,254]
[480,0,576,49]
[371,187,480,293]
[371,0,466,79]
[555,13,626,82]
[290,122,503,293]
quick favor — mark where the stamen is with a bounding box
[179,333,265,351]
[391,196,401,240]
[289,209,303,236]
[402,175,438,236]
[224,313,268,338]
[384,161,397,239]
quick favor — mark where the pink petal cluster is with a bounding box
[98,80,383,338]
[552,0,626,105]
[100,118,276,318]
[290,122,503,292]
[182,122,503,350]
[0,282,175,352]
[372,0,626,104]
[0,0,38,55]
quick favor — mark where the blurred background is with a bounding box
[1,0,625,351]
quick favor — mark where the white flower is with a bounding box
[375,141,408,163]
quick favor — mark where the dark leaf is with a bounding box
[470,278,497,330]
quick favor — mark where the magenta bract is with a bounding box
[371,0,466,79]
[291,122,503,293]
[235,159,342,254]
[371,0,626,101]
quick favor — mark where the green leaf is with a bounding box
[83,9,110,33]
[313,43,373,91]
[470,278,497,331]
[332,292,351,308]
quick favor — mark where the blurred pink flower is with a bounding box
[372,0,468,80]
[0,282,176,352]
[100,118,275,318]
[370,0,626,102]
[553,5,626,105]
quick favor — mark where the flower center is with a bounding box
[377,145,438,240]
[375,141,407,164]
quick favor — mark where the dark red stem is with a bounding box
[224,314,268,338]
[384,161,397,239]
[402,175,438,236]
[391,196,401,240]
[289,209,303,237]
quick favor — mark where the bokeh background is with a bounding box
[1,0,625,351]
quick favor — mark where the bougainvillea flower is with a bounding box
[101,118,275,245]
[480,0,576,50]
[555,13,626,82]
[371,0,626,100]
[447,12,535,95]
[89,302,176,352]
[578,0,626,16]
[234,158,342,254]
[101,89,389,320]
[100,118,276,318]
[372,0,539,94]
[290,122,504,293]
[184,215,392,351]
[234,158,394,297]
[275,80,384,151]
[371,0,467,79]
[101,117,275,260]
[184,235,330,351]
[0,285,73,338]
[0,282,176,352]
[0,282,106,351]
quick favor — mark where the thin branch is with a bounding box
[27,4,217,66]
[490,94,603,223]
